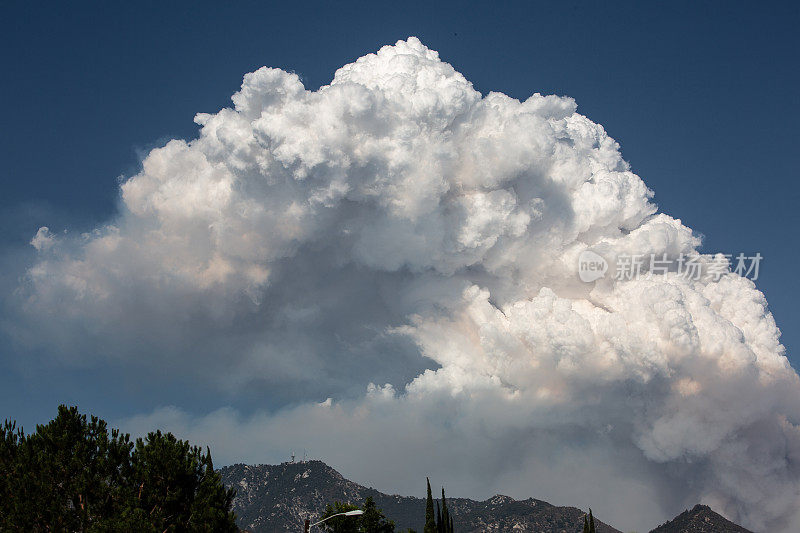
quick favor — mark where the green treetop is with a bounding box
[319,496,394,533]
[424,477,436,533]
[0,405,237,532]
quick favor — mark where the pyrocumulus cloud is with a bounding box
[11,38,800,532]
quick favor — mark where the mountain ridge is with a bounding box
[219,460,754,533]
[648,504,753,533]
[220,459,619,532]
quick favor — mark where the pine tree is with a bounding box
[127,430,237,531]
[0,405,237,532]
[424,478,436,533]
[0,405,134,530]
[359,496,395,533]
[319,501,361,533]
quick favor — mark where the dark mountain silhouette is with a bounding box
[648,504,753,533]
[219,460,754,533]
[219,460,620,532]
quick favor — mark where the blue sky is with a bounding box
[1,4,800,525]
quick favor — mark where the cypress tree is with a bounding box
[441,487,451,533]
[582,515,590,533]
[588,509,596,533]
[424,478,436,533]
[436,500,442,533]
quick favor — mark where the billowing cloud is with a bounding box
[8,38,800,532]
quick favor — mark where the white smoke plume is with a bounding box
[10,38,800,531]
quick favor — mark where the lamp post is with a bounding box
[304,509,363,532]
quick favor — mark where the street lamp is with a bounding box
[304,510,364,532]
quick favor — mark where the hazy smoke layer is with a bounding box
[13,38,800,531]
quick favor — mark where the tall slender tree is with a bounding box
[424,478,436,533]
[583,515,590,533]
[588,508,596,533]
[441,487,452,533]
